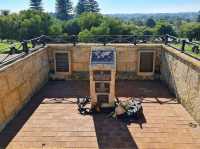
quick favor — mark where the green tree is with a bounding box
[90,17,137,35]
[0,10,10,16]
[75,0,89,15]
[143,28,154,36]
[56,0,73,20]
[101,17,126,35]
[63,19,81,35]
[78,29,93,42]
[30,0,43,11]
[77,12,103,30]
[180,22,200,41]
[156,22,176,36]
[0,13,20,40]
[17,10,52,40]
[134,20,144,26]
[191,25,200,41]
[197,12,200,22]
[88,0,100,13]
[157,25,176,36]
[48,21,63,36]
[146,18,156,28]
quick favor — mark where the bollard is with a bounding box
[164,34,168,45]
[39,35,46,47]
[21,41,29,54]
[72,35,77,46]
[31,39,36,48]
[103,35,107,46]
[181,40,186,53]
[9,46,17,55]
[134,35,137,45]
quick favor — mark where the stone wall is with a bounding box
[0,47,49,131]
[161,45,200,123]
[47,44,162,80]
[0,43,200,131]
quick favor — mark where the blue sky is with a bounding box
[0,0,200,14]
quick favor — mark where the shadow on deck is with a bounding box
[0,80,178,149]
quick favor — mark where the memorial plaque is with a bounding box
[91,50,115,64]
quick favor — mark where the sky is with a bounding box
[0,0,200,14]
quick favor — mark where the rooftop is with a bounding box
[0,38,199,149]
[0,80,200,149]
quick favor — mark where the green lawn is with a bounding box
[1,40,199,59]
[0,42,22,53]
[0,42,10,53]
[171,43,200,58]
[0,41,33,54]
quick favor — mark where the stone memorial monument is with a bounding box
[90,47,116,108]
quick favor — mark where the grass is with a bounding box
[0,42,22,54]
[170,43,200,58]
[0,41,32,54]
[1,40,199,59]
[0,42,11,53]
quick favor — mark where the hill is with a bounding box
[107,12,199,22]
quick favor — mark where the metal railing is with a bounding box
[45,35,164,45]
[165,35,200,61]
[0,34,199,68]
[0,35,47,68]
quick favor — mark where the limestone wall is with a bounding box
[161,45,200,123]
[47,44,162,80]
[0,43,199,130]
[0,47,49,131]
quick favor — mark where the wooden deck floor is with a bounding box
[0,80,200,149]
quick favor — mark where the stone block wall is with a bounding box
[0,47,49,131]
[47,44,162,80]
[161,45,200,123]
[0,43,200,131]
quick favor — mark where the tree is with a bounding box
[180,22,200,41]
[0,10,10,16]
[156,23,176,36]
[0,14,18,40]
[48,21,63,36]
[63,19,81,35]
[78,29,93,42]
[134,20,144,26]
[75,0,89,16]
[143,28,154,36]
[197,12,200,22]
[77,12,103,30]
[30,0,43,11]
[90,17,131,35]
[0,10,54,40]
[56,0,73,20]
[146,18,156,28]
[88,0,100,13]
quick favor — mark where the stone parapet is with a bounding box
[0,47,49,131]
[47,43,162,80]
[161,45,200,123]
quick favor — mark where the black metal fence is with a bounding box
[0,35,47,68]
[45,35,164,45]
[0,34,199,68]
[165,35,200,61]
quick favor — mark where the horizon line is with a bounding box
[6,10,199,15]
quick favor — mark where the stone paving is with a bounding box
[0,80,200,149]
